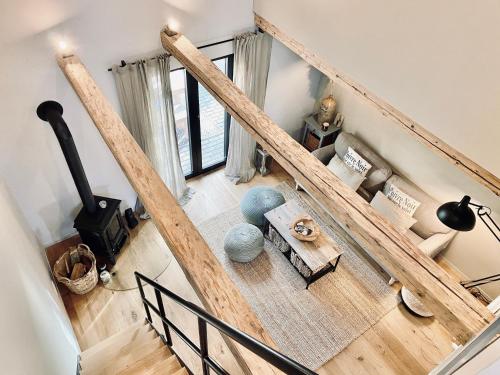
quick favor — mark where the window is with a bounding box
[170,55,234,178]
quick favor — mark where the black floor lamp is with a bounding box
[437,195,500,289]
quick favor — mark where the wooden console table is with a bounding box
[264,200,343,288]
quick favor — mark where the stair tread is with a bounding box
[83,336,166,375]
[82,329,157,368]
[81,321,150,361]
[144,355,182,375]
[115,346,173,375]
[171,368,188,375]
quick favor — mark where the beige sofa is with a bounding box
[309,132,392,200]
[300,131,456,279]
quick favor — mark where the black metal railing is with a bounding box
[135,272,317,375]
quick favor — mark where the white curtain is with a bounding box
[112,55,191,206]
[225,32,273,183]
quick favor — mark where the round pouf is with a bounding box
[224,223,264,263]
[240,186,285,226]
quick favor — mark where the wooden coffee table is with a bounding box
[264,200,343,288]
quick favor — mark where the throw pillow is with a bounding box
[370,191,417,232]
[384,183,421,216]
[342,147,372,176]
[327,155,365,190]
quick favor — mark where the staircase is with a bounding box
[78,320,187,375]
[77,272,315,375]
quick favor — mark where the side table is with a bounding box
[301,114,341,152]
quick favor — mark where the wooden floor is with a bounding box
[47,166,458,375]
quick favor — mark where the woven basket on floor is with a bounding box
[53,243,98,295]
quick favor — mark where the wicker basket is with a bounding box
[53,244,98,295]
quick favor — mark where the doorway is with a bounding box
[170,55,234,178]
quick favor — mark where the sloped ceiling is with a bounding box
[0,0,92,46]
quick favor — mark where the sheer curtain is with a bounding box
[225,32,273,183]
[112,54,191,206]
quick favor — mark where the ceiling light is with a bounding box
[58,40,68,52]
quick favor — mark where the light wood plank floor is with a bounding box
[47,166,458,375]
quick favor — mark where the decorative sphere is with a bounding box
[224,223,264,263]
[240,186,285,226]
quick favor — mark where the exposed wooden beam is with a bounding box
[160,29,494,344]
[57,54,279,375]
[255,13,500,197]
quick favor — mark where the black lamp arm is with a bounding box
[461,274,500,289]
[455,201,500,291]
[468,202,499,242]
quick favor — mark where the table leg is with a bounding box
[263,220,270,238]
[301,124,309,146]
[331,255,342,273]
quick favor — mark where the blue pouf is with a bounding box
[240,186,285,226]
[224,223,264,263]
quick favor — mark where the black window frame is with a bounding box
[172,54,234,179]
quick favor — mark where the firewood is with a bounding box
[70,263,86,280]
[69,247,81,266]
[64,256,71,276]
[81,255,92,270]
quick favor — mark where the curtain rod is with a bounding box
[107,37,234,72]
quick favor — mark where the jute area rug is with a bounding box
[198,182,399,370]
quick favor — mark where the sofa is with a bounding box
[299,131,456,282]
[309,132,392,201]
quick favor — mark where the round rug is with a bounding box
[103,220,172,291]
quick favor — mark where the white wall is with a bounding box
[264,39,321,141]
[254,0,500,177]
[0,182,79,374]
[0,0,254,246]
[455,336,500,375]
[255,0,500,297]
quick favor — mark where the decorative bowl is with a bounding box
[290,215,320,242]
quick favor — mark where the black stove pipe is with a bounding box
[37,100,97,214]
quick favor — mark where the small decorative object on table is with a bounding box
[317,95,336,125]
[333,113,344,128]
[53,243,98,295]
[290,215,320,242]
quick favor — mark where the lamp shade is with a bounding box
[437,195,476,231]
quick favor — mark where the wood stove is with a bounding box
[37,100,127,264]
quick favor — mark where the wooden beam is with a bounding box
[255,13,500,197]
[160,29,494,344]
[57,55,279,375]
